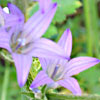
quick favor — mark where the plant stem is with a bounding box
[46,93,100,100]
[21,87,28,100]
[83,0,99,57]
[1,63,10,100]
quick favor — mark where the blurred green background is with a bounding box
[0,0,100,99]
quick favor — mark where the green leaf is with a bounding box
[21,92,43,100]
[26,3,39,20]
[26,58,41,88]
[0,50,13,63]
[52,0,82,23]
[77,66,100,94]
[21,92,35,98]
[26,0,82,23]
[43,24,58,39]
[0,0,8,6]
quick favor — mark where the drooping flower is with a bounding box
[30,29,100,95]
[0,4,24,30]
[0,1,68,87]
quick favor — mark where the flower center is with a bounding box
[10,31,33,54]
[47,64,64,81]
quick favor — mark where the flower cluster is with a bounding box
[0,0,100,95]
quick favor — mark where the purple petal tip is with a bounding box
[30,85,34,89]
[18,80,26,88]
[53,3,57,8]
[19,82,25,88]
[96,59,100,62]
[66,28,71,32]
[30,83,37,89]
[7,2,11,7]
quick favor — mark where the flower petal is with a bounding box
[1,9,20,28]
[23,3,57,42]
[37,0,52,13]
[58,29,72,58]
[58,77,81,95]
[12,53,32,87]
[30,38,67,59]
[47,82,59,89]
[30,71,53,88]
[4,14,20,28]
[39,58,48,71]
[0,30,11,52]
[7,3,24,25]
[65,57,100,77]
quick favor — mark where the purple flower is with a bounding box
[30,29,100,95]
[0,4,24,30]
[0,1,67,87]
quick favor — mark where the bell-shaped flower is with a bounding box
[0,3,24,30]
[30,29,100,95]
[0,1,68,87]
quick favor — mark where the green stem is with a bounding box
[1,63,10,100]
[83,0,99,57]
[21,88,24,100]
[21,87,28,100]
[46,93,100,100]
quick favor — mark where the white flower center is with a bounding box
[10,31,33,54]
[17,38,26,46]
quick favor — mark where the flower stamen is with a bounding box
[50,64,64,81]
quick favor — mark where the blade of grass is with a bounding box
[83,0,99,57]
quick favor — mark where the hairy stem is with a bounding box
[46,93,100,100]
[21,87,26,100]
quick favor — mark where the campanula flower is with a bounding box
[0,1,67,87]
[30,29,100,95]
